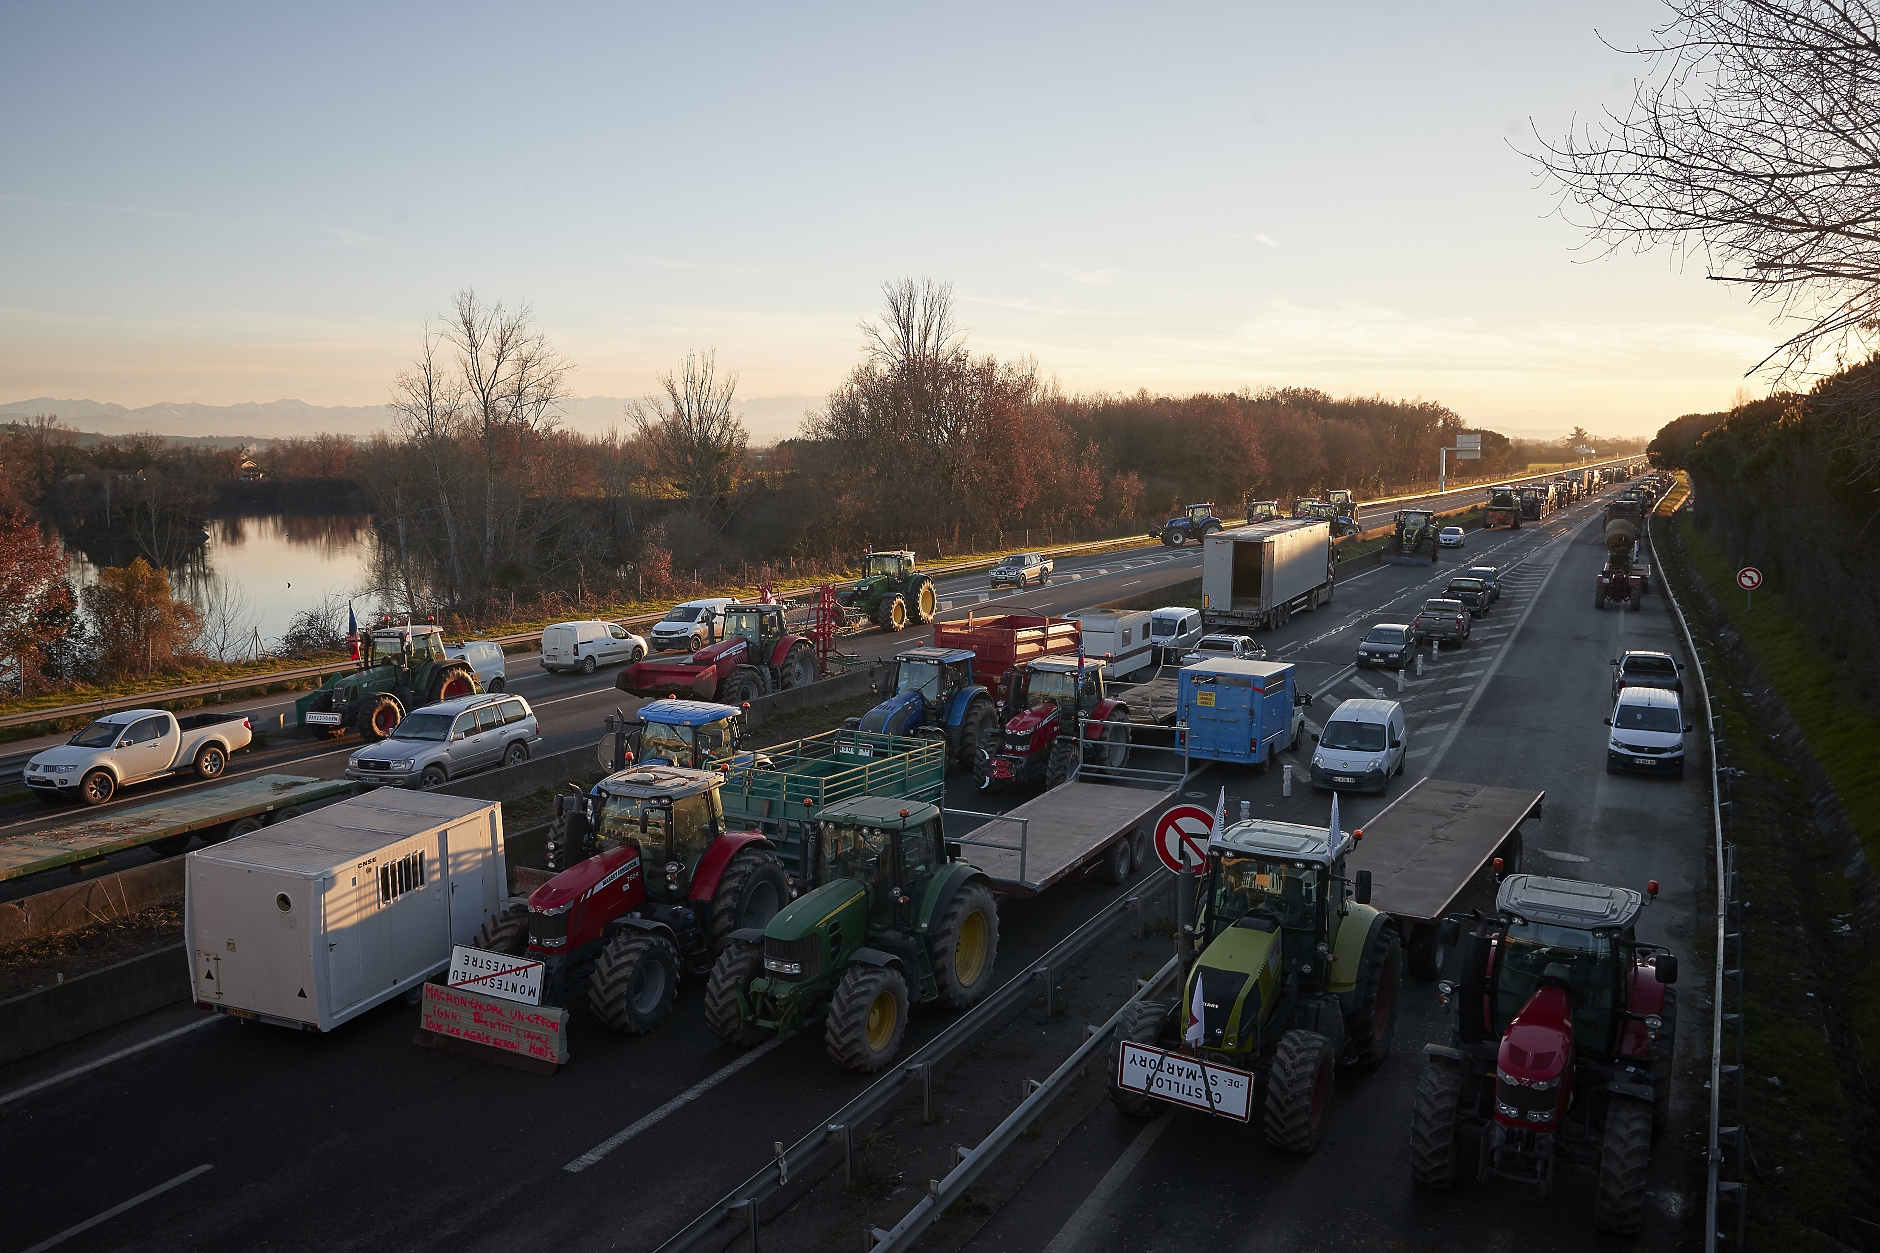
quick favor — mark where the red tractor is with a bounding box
[472,764,788,1036]
[618,602,820,705]
[1409,873,1678,1235]
[972,657,1132,790]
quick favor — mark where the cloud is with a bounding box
[1037,260,1120,287]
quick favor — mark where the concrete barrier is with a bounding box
[433,740,605,806]
[0,858,186,946]
[742,663,890,730]
[0,945,191,1066]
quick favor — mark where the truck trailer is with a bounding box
[1200,519,1335,633]
[931,611,1081,706]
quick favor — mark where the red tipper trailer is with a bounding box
[931,611,1080,706]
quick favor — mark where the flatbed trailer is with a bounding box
[0,774,358,881]
[1346,776,1542,979]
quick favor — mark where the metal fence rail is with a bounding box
[652,869,1176,1253]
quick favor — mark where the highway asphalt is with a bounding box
[0,481,1700,1253]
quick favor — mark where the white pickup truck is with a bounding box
[25,709,254,806]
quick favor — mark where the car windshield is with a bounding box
[1003,555,1027,566]
[895,660,944,701]
[69,720,128,748]
[391,713,453,742]
[864,555,903,577]
[1210,855,1320,933]
[1320,719,1386,751]
[1623,656,1676,675]
[1152,618,1179,638]
[1613,704,1683,733]
[1363,628,1407,644]
[1495,919,1620,1049]
[661,607,703,624]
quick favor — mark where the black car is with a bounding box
[1356,623,1413,669]
[1445,577,1492,618]
[1465,565,1501,601]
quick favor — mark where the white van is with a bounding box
[541,620,649,675]
[1148,608,1204,664]
[648,598,736,653]
[1605,686,1691,777]
[1309,698,1408,794]
[446,640,508,691]
[1065,609,1154,678]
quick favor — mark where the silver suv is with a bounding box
[345,694,540,789]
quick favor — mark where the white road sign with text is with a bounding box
[447,945,544,1006]
[1117,1042,1253,1121]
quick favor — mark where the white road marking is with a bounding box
[1042,1110,1174,1253]
[563,1037,784,1172]
[0,1016,219,1108]
[1444,686,1475,694]
[1406,747,1433,757]
[1421,703,1464,714]
[1347,678,1384,699]
[21,1163,214,1253]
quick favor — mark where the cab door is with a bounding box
[119,715,173,782]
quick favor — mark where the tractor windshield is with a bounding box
[369,636,409,663]
[722,609,769,647]
[895,660,944,702]
[640,721,695,767]
[1209,855,1321,935]
[1495,920,1621,1051]
[597,796,669,865]
[1025,670,1089,705]
[820,821,892,888]
[863,555,904,578]
[596,792,720,892]
[1188,505,1212,521]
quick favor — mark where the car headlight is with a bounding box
[389,760,414,771]
[1312,755,1325,767]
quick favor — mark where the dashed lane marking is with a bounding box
[564,1038,784,1172]
[20,1164,215,1253]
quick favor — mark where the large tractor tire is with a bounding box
[876,594,908,633]
[778,640,819,690]
[1409,1055,1467,1189]
[706,848,788,953]
[1342,925,1401,1067]
[825,963,909,1072]
[1110,1000,1168,1118]
[588,931,681,1035]
[1045,736,1076,788]
[361,694,404,742]
[1406,922,1448,981]
[704,939,772,1047]
[928,880,999,1008]
[1594,1098,1653,1234]
[1163,528,1185,547]
[1263,1029,1336,1153]
[1095,716,1130,769]
[431,663,478,702]
[958,698,997,772]
[971,720,1003,789]
[473,905,530,956]
[716,665,767,705]
[909,577,938,625]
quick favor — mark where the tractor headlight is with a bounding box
[533,901,572,917]
[764,958,801,975]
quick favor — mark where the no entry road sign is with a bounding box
[1154,804,1215,874]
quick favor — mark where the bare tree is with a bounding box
[389,324,470,603]
[629,349,749,503]
[1531,0,1880,376]
[193,572,260,662]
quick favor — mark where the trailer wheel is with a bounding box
[825,963,909,1072]
[1406,923,1448,981]
[778,641,818,690]
[1111,1000,1168,1118]
[1409,1055,1467,1189]
[1263,1029,1335,1153]
[473,905,530,955]
[704,939,772,1047]
[1342,925,1401,1067]
[1095,833,1135,885]
[706,848,788,952]
[1594,1097,1653,1234]
[588,931,680,1035]
[929,880,999,1007]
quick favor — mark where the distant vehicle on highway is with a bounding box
[27,709,253,806]
[1180,633,1267,667]
[543,620,650,674]
[1605,686,1691,777]
[345,693,540,789]
[989,552,1053,589]
[1355,623,1413,669]
[1412,599,1472,645]
[446,639,508,691]
[1445,577,1493,619]
[1438,526,1466,547]
[1148,607,1205,663]
[1464,565,1501,601]
[1609,650,1684,701]
[646,598,735,654]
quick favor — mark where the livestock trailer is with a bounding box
[187,791,507,1032]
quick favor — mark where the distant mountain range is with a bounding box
[0,393,824,444]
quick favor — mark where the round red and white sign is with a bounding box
[1154,805,1215,874]
[1736,567,1763,591]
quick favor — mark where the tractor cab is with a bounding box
[587,765,730,904]
[1325,488,1355,510]
[1398,508,1434,529]
[1292,498,1319,518]
[1245,498,1280,524]
[808,797,947,931]
[721,603,788,650]
[1183,503,1215,525]
[364,625,447,668]
[860,551,915,581]
[854,647,978,740]
[1006,656,1107,718]
[1202,818,1365,1002]
[626,698,748,770]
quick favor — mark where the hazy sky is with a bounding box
[1,2,1781,438]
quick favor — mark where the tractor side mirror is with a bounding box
[1438,917,1460,949]
[1656,954,1678,985]
[1354,870,1372,904]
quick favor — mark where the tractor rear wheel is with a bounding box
[706,848,788,953]
[474,905,530,955]
[910,577,937,625]
[1594,1097,1653,1234]
[362,694,403,742]
[432,664,477,702]
[825,963,909,1072]
[1263,1029,1336,1153]
[876,595,908,632]
[929,880,999,1008]
[1408,1055,1466,1189]
[958,698,997,772]
[704,939,772,1047]
[1045,736,1076,788]
[1110,1000,1168,1117]
[588,931,680,1035]
[717,665,766,705]
[1342,925,1401,1067]
[778,641,818,690]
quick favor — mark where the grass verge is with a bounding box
[0,904,184,1000]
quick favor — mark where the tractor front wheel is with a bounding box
[825,964,909,1072]
[1342,925,1401,1067]
[1408,1055,1466,1189]
[717,665,767,706]
[473,906,530,956]
[588,931,681,1036]
[706,848,788,952]
[971,721,1003,789]
[1045,736,1076,788]
[1110,1000,1169,1118]
[778,640,818,690]
[910,577,938,625]
[1594,1098,1653,1234]
[704,940,772,1047]
[434,665,477,701]
[929,880,999,1008]
[362,694,404,742]
[876,595,908,633]
[958,698,997,773]
[1263,1029,1336,1153]
[1162,529,1183,547]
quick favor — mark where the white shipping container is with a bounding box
[186,791,508,1033]
[1063,609,1155,678]
[1201,520,1334,632]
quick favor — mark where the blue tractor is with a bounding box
[1158,502,1225,547]
[850,647,1000,772]
[604,698,761,772]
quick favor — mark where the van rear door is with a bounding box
[542,625,573,667]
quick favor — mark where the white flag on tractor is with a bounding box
[1185,971,1205,1045]
[1213,786,1227,847]
[1328,791,1341,855]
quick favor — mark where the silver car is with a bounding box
[1180,633,1267,667]
[345,694,540,789]
[990,553,1053,589]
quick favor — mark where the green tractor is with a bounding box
[704,796,1000,1072]
[295,624,482,741]
[836,551,938,633]
[1386,508,1440,564]
[1110,815,1401,1153]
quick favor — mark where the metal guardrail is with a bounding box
[1646,503,1743,1250]
[652,868,1176,1253]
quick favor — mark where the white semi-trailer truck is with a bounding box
[1200,518,1335,633]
